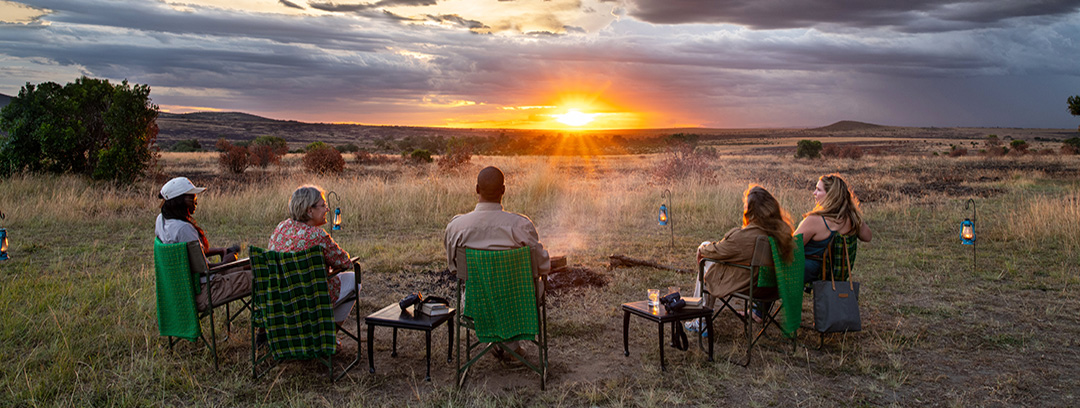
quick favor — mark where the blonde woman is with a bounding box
[794,174,872,284]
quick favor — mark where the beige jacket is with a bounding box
[699,225,774,303]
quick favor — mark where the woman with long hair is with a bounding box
[794,173,872,284]
[698,184,795,308]
[154,177,247,311]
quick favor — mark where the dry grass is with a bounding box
[1,152,1078,406]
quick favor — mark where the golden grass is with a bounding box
[1,152,1079,406]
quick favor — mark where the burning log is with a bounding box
[607,254,691,274]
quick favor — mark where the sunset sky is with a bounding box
[1,0,1079,129]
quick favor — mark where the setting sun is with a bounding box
[553,109,598,127]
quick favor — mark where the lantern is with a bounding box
[960,218,974,245]
[658,204,668,226]
[659,189,675,250]
[0,228,7,261]
[333,207,342,231]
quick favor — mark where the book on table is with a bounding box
[420,302,449,316]
[683,296,704,309]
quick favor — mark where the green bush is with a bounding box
[305,141,327,152]
[407,149,433,163]
[170,139,202,152]
[0,76,159,184]
[336,143,360,153]
[795,140,823,159]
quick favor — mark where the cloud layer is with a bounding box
[0,0,1077,128]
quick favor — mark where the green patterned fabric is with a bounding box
[464,246,538,344]
[768,235,806,338]
[823,234,858,282]
[154,238,200,341]
[250,246,336,360]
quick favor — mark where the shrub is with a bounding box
[947,147,968,157]
[1063,137,1080,154]
[249,135,287,168]
[654,138,711,180]
[305,141,328,152]
[303,147,345,174]
[695,146,719,158]
[438,139,472,171]
[1009,139,1029,154]
[407,149,433,164]
[354,149,372,163]
[795,140,823,159]
[216,139,250,174]
[170,139,202,152]
[336,143,360,153]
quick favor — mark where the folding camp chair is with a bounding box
[249,246,362,381]
[697,235,804,366]
[455,246,548,390]
[154,238,251,370]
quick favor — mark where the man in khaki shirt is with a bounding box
[444,166,550,358]
[445,166,551,280]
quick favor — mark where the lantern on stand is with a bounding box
[961,199,976,272]
[326,191,342,233]
[1,211,8,261]
[659,189,675,250]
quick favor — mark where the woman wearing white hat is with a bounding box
[155,176,250,311]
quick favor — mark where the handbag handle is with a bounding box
[822,234,856,292]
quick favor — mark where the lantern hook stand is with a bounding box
[326,191,341,234]
[964,198,976,272]
[661,189,675,250]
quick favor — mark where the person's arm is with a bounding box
[319,231,353,272]
[857,220,873,242]
[697,227,742,262]
[794,216,821,243]
[522,221,550,276]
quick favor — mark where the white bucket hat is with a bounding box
[160,177,206,200]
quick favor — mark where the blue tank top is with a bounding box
[803,216,836,258]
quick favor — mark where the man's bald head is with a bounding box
[476,166,505,203]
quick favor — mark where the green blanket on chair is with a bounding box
[759,235,806,338]
[250,246,337,360]
[464,246,538,344]
[154,238,201,341]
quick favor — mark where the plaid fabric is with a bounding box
[769,235,806,338]
[822,234,858,282]
[464,246,538,343]
[154,238,200,341]
[250,246,336,360]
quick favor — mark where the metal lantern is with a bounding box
[659,189,675,250]
[0,211,7,261]
[333,207,342,231]
[0,228,8,261]
[960,218,974,245]
[325,190,342,234]
[962,198,976,272]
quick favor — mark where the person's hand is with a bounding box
[696,241,710,263]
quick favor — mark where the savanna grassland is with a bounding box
[1,149,1079,407]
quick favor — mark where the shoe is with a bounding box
[684,320,701,333]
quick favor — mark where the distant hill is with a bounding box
[160,111,279,123]
[811,120,886,132]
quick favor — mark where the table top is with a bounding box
[622,300,713,322]
[365,303,456,329]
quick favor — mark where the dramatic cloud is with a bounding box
[0,0,1077,128]
[627,0,1080,32]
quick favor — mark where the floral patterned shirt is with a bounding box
[268,218,352,303]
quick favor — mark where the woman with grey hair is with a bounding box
[268,185,357,324]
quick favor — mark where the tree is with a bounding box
[0,76,158,184]
[1068,95,1080,116]
[795,140,823,159]
[249,135,288,168]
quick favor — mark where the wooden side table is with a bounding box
[622,300,713,371]
[365,303,455,381]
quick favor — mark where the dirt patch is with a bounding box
[546,266,609,296]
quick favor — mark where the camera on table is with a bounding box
[399,292,423,311]
[659,292,685,313]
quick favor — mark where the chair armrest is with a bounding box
[208,257,250,274]
[328,255,362,279]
